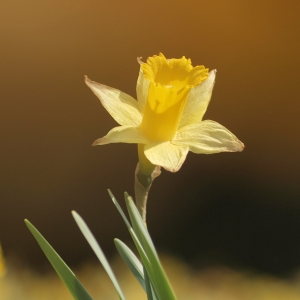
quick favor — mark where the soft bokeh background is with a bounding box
[1,0,300,293]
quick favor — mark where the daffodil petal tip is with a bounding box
[92,137,110,146]
[137,57,143,65]
[85,77,142,126]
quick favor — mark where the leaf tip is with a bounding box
[108,190,118,205]
[124,192,133,202]
[124,193,134,205]
[24,219,31,227]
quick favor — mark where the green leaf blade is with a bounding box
[108,189,132,230]
[124,194,177,300]
[114,238,146,291]
[124,192,158,258]
[72,211,125,300]
[143,265,159,300]
[25,219,93,300]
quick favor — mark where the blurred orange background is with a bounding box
[0,0,299,278]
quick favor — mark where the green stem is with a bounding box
[135,145,161,223]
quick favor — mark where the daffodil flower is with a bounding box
[85,53,244,173]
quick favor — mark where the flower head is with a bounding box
[85,53,244,172]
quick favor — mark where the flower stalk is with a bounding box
[135,144,161,222]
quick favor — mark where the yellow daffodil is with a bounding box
[85,53,244,172]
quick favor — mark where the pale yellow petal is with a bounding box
[136,67,150,115]
[173,120,244,153]
[144,141,189,172]
[178,70,216,129]
[85,76,142,126]
[93,125,149,145]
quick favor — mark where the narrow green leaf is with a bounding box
[72,211,125,300]
[108,190,150,266]
[143,265,158,300]
[108,189,131,230]
[114,238,145,290]
[108,190,176,299]
[108,190,153,268]
[25,219,93,300]
[124,193,177,300]
[124,192,158,258]
[124,228,161,299]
